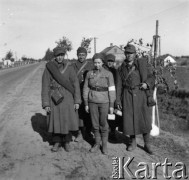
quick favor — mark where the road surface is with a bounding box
[0,62,188,180]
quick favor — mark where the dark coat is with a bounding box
[41,61,81,134]
[72,60,94,90]
[72,60,93,127]
[116,58,154,135]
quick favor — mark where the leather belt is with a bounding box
[90,86,108,92]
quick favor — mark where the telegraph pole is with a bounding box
[94,37,98,54]
[152,20,161,68]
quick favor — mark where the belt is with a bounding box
[90,86,108,92]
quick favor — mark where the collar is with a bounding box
[93,67,104,73]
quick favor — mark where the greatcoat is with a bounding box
[116,58,154,135]
[41,60,81,134]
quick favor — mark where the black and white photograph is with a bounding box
[0,0,189,179]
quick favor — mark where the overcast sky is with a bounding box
[0,0,188,60]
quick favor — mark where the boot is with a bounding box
[74,130,83,142]
[102,136,108,155]
[90,136,100,153]
[51,143,61,152]
[64,142,72,152]
[127,135,137,151]
[143,133,153,154]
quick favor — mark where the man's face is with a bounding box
[78,53,87,63]
[94,58,103,70]
[125,52,136,63]
[56,54,65,63]
[107,61,114,68]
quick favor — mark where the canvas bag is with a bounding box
[51,62,69,105]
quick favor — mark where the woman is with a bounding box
[41,47,81,152]
[83,53,116,155]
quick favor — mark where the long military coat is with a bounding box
[72,60,93,127]
[116,58,154,135]
[41,61,81,134]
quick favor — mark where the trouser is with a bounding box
[52,133,71,143]
[89,102,109,138]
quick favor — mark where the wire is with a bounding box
[98,1,188,38]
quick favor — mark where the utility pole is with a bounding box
[94,37,98,54]
[152,20,161,68]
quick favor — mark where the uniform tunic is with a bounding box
[116,59,152,135]
[41,61,81,134]
[83,67,116,138]
[83,67,116,107]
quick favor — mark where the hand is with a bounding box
[109,107,114,114]
[45,107,51,113]
[140,83,148,90]
[85,105,89,113]
[117,104,122,110]
[74,104,80,111]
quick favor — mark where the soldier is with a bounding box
[103,54,120,141]
[72,47,94,141]
[116,44,155,154]
[41,47,81,152]
[83,53,116,155]
[46,47,94,142]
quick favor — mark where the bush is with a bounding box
[180,60,188,66]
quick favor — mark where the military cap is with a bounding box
[77,47,87,55]
[53,47,66,56]
[105,54,115,62]
[92,53,105,62]
[124,44,136,53]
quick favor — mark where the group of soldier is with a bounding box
[41,44,156,155]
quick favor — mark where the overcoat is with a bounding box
[41,61,81,134]
[116,58,154,135]
[72,60,93,127]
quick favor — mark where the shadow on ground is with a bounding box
[31,113,53,145]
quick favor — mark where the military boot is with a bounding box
[74,130,83,142]
[102,136,108,155]
[51,143,61,152]
[143,133,153,154]
[90,136,100,153]
[127,135,137,151]
[64,142,72,152]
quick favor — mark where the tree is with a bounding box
[55,36,72,52]
[5,50,13,60]
[21,56,27,61]
[43,48,54,61]
[80,37,93,53]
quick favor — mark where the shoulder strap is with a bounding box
[120,64,135,82]
[60,61,70,74]
[77,61,88,76]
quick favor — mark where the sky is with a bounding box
[0,0,189,60]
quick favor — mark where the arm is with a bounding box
[115,68,123,108]
[41,68,50,109]
[69,66,81,105]
[83,72,90,106]
[146,64,156,90]
[108,72,116,108]
[46,61,74,95]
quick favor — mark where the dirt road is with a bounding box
[0,62,188,180]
